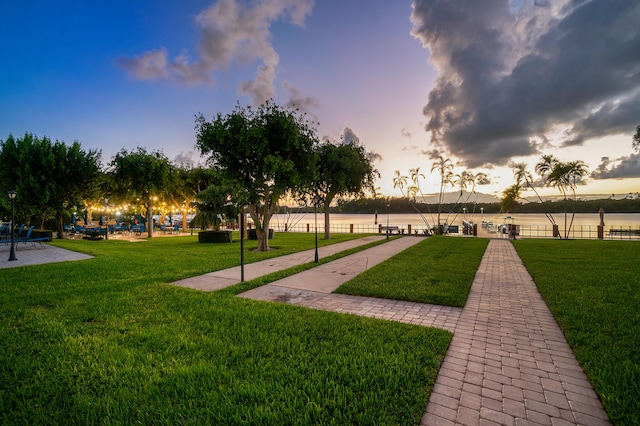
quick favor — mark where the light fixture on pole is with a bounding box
[386,200,390,240]
[314,197,319,263]
[8,190,17,261]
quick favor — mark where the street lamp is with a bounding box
[8,190,17,261]
[314,198,319,263]
[386,200,390,240]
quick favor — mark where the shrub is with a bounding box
[198,230,233,243]
[247,228,274,240]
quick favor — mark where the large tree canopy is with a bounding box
[314,139,378,239]
[110,147,172,238]
[195,101,318,251]
[0,133,101,237]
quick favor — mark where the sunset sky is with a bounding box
[1,0,639,201]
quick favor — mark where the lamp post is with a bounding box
[240,208,245,282]
[314,198,319,263]
[386,200,390,240]
[8,190,17,261]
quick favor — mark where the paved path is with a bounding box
[27,233,606,425]
[172,235,392,291]
[0,242,93,268]
[421,240,610,425]
[237,237,461,332]
[237,238,611,425]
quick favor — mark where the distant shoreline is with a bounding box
[280,197,640,215]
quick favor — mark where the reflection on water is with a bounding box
[270,212,640,229]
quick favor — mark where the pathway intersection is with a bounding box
[172,235,611,425]
[3,235,611,424]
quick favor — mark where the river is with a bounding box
[270,212,640,229]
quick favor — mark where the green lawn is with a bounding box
[513,239,640,426]
[335,236,489,307]
[0,233,451,425]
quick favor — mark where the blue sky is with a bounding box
[2,0,639,200]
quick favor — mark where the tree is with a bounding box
[0,133,101,237]
[195,101,318,251]
[313,138,378,239]
[190,183,239,231]
[168,166,219,231]
[544,160,588,239]
[633,125,640,152]
[110,147,172,238]
[501,183,521,213]
[512,162,556,227]
[430,155,453,233]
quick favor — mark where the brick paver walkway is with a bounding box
[177,236,611,425]
[421,239,610,425]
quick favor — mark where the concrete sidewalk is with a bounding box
[0,242,93,268]
[172,235,400,292]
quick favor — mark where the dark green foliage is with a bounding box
[336,236,489,306]
[195,101,318,251]
[0,234,451,425]
[314,139,378,239]
[513,239,640,425]
[198,230,232,243]
[190,182,239,231]
[109,147,172,238]
[0,133,101,236]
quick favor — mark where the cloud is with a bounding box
[118,49,171,81]
[173,151,199,167]
[118,0,314,105]
[342,127,360,145]
[591,153,640,179]
[400,127,412,139]
[410,0,640,168]
[283,81,320,119]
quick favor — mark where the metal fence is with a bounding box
[265,221,640,240]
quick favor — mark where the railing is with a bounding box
[266,222,640,240]
[269,222,432,235]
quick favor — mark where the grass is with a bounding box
[0,233,452,425]
[513,239,640,425]
[335,236,489,307]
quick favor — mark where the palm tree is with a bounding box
[545,160,588,239]
[431,156,453,232]
[393,168,432,231]
[535,154,558,178]
[513,162,556,227]
[392,170,408,195]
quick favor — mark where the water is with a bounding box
[269,212,640,230]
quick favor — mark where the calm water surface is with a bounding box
[270,212,640,230]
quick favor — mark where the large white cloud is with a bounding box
[410,0,640,168]
[118,0,314,105]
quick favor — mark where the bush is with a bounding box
[32,229,53,241]
[198,230,233,243]
[247,228,274,240]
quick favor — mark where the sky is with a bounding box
[1,0,639,202]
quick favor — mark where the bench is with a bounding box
[608,229,640,237]
[379,225,399,234]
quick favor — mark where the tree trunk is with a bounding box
[56,213,65,239]
[182,207,189,231]
[323,193,335,240]
[146,200,153,238]
[248,203,271,251]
